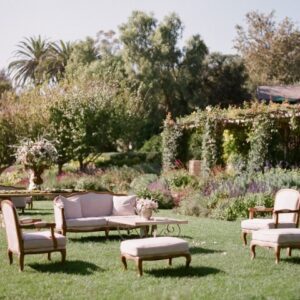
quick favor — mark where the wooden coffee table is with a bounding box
[107,215,188,239]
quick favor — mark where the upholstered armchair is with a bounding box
[241,189,300,245]
[1,200,66,271]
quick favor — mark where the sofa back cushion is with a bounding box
[112,195,137,216]
[77,193,113,217]
[57,195,82,219]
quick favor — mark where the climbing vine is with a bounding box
[201,115,217,176]
[161,113,183,171]
[247,114,275,173]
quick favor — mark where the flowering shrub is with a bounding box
[15,138,57,170]
[136,198,159,213]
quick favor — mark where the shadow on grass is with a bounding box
[282,257,300,264]
[68,235,123,243]
[21,210,52,216]
[29,260,103,275]
[190,246,223,255]
[146,266,223,278]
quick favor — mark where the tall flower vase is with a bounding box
[28,169,44,190]
[140,208,153,220]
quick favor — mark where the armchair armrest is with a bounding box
[20,221,58,248]
[248,206,273,219]
[274,209,300,227]
[19,218,42,225]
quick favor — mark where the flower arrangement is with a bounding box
[15,138,57,190]
[136,198,159,220]
[15,138,57,170]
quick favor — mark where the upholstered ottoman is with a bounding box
[250,228,300,263]
[120,237,191,276]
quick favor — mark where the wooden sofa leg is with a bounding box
[47,252,51,261]
[275,246,281,264]
[105,229,109,239]
[168,258,172,266]
[242,232,247,246]
[8,250,13,264]
[121,256,127,270]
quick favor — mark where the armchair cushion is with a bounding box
[23,231,66,251]
[57,195,82,219]
[241,219,297,231]
[112,195,136,216]
[66,217,107,228]
[252,228,300,244]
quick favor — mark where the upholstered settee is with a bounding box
[53,192,137,236]
[0,185,32,213]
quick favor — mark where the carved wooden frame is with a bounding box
[121,251,191,276]
[1,200,66,271]
[242,207,300,246]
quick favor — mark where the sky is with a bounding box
[1,0,300,70]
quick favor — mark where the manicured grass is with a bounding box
[0,201,299,300]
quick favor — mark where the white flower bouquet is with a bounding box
[136,198,159,214]
[15,138,57,170]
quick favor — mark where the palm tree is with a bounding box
[8,36,50,86]
[46,40,73,83]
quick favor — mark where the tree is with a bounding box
[179,35,208,111]
[8,36,50,86]
[201,53,249,107]
[119,12,185,117]
[0,69,12,98]
[235,11,300,86]
[65,37,99,79]
[46,40,73,83]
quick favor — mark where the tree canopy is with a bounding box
[235,10,300,86]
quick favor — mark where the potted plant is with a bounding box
[15,138,57,190]
[136,198,159,220]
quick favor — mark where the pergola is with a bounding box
[162,102,300,172]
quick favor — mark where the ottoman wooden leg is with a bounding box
[168,258,172,266]
[275,246,281,264]
[121,255,127,270]
[287,247,292,257]
[185,254,191,267]
[135,258,143,276]
[250,243,256,260]
[242,232,247,246]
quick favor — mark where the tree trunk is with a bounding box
[57,163,64,175]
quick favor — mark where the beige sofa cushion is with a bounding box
[241,219,296,231]
[57,195,82,219]
[23,231,66,250]
[112,195,136,216]
[75,193,113,217]
[120,237,189,257]
[252,228,300,244]
[66,217,107,228]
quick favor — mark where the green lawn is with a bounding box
[0,201,299,300]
